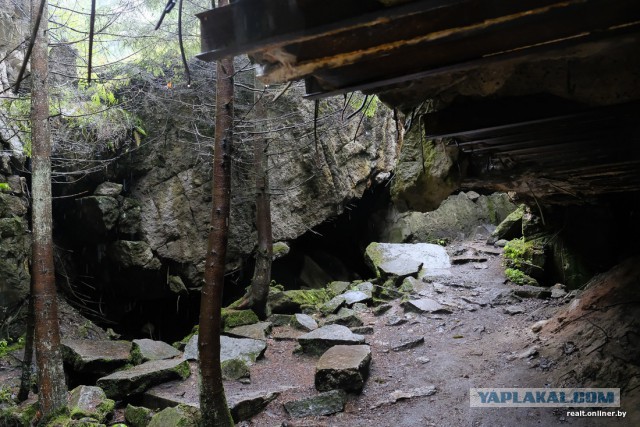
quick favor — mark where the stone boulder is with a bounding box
[298,324,365,355]
[94,182,123,197]
[62,340,132,376]
[402,298,452,314]
[342,290,371,306]
[75,196,119,234]
[267,288,329,315]
[390,128,461,212]
[319,295,346,316]
[324,308,364,328]
[315,345,371,393]
[225,321,272,341]
[228,391,279,422]
[132,338,181,364]
[107,240,162,270]
[124,404,153,427]
[97,358,190,399]
[365,242,450,278]
[491,204,525,242]
[382,192,517,244]
[68,385,115,423]
[147,404,200,427]
[284,390,347,417]
[292,313,318,331]
[183,334,266,364]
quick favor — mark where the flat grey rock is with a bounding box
[62,339,131,375]
[315,345,371,393]
[225,321,272,341]
[298,324,365,355]
[292,313,318,331]
[504,305,525,315]
[324,308,364,328]
[284,390,346,417]
[183,334,266,364]
[228,390,280,422]
[132,339,181,364]
[97,358,190,399]
[342,290,371,306]
[327,281,350,296]
[365,242,450,278]
[392,336,424,352]
[319,295,346,316]
[403,298,452,314]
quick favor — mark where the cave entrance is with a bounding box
[270,180,390,291]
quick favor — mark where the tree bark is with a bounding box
[237,80,272,318]
[198,2,235,423]
[30,0,68,417]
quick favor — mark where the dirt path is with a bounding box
[2,240,635,426]
[226,241,630,427]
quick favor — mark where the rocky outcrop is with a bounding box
[112,81,397,289]
[391,121,463,212]
[379,191,517,243]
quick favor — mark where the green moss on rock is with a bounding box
[125,404,153,427]
[221,358,250,380]
[222,309,259,329]
[147,404,200,427]
[505,268,539,286]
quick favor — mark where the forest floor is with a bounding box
[217,240,632,427]
[1,238,637,427]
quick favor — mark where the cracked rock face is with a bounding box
[121,82,397,288]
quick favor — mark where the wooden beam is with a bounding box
[298,0,640,94]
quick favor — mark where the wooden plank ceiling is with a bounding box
[197,0,640,99]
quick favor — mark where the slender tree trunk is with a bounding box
[237,80,272,318]
[17,296,34,402]
[198,4,234,423]
[30,0,67,417]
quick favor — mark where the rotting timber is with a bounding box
[197,0,640,205]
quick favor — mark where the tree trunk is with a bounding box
[198,3,235,423]
[17,296,34,402]
[30,0,68,417]
[238,80,272,318]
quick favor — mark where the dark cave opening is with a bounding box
[251,179,391,292]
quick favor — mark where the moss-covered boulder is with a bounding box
[391,125,462,212]
[221,308,259,329]
[124,404,153,427]
[503,237,547,282]
[221,358,250,381]
[68,386,114,423]
[492,204,525,241]
[0,398,38,427]
[147,404,200,427]
[266,288,329,315]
